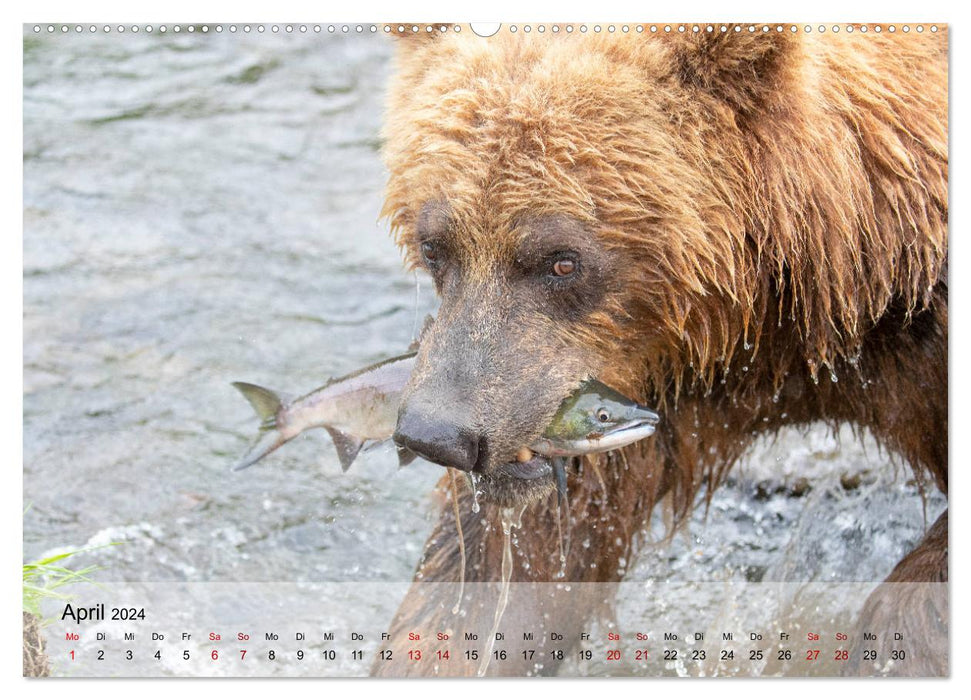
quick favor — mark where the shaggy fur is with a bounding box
[374,26,947,676]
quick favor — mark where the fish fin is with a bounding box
[232,382,283,430]
[396,446,418,469]
[325,427,364,472]
[232,430,288,471]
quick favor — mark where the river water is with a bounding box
[23,26,945,676]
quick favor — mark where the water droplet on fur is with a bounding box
[742,365,749,372]
[830,371,839,383]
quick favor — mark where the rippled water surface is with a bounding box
[23,28,944,674]
[24,29,442,583]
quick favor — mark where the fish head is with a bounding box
[543,379,660,451]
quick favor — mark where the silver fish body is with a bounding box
[232,351,416,471]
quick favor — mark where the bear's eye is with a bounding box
[552,258,576,277]
[597,408,610,423]
[547,253,580,280]
[420,241,442,267]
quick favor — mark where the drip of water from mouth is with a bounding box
[477,505,525,677]
[410,271,420,343]
[589,458,608,495]
[469,473,481,514]
[448,469,466,615]
[554,457,572,569]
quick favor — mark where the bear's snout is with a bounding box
[393,402,484,472]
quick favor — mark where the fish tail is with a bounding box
[231,382,290,470]
[231,430,290,471]
[232,382,282,430]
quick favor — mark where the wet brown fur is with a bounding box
[374,26,948,676]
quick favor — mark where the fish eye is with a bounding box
[596,408,610,423]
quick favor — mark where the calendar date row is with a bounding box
[66,646,910,664]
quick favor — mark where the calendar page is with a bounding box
[22,22,948,679]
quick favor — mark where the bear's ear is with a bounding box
[385,23,452,41]
[666,28,799,114]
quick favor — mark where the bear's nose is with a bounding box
[393,405,481,472]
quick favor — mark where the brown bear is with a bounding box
[374,25,947,676]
